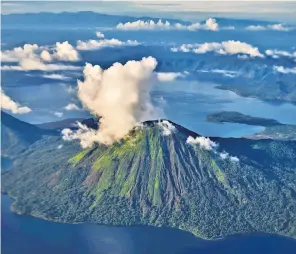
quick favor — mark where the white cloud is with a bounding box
[273,66,296,74]
[1,89,32,114]
[219,151,240,162]
[246,23,293,31]
[42,74,71,80]
[41,41,80,62]
[96,32,105,38]
[197,69,239,78]
[171,40,264,58]
[63,57,159,147]
[1,62,81,72]
[117,19,171,30]
[1,42,80,71]
[156,72,187,82]
[265,49,296,59]
[0,44,39,62]
[186,136,218,150]
[219,151,229,160]
[157,120,176,136]
[76,38,140,51]
[230,156,240,162]
[54,111,63,117]
[64,103,81,111]
[116,18,219,31]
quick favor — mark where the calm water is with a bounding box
[2,194,296,254]
[153,80,296,137]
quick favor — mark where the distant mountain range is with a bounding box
[1,112,296,239]
[1,11,274,29]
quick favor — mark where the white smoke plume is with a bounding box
[186,136,218,150]
[1,89,32,114]
[62,122,99,149]
[158,120,176,136]
[62,57,160,147]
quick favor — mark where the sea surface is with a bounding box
[2,194,296,254]
[153,80,296,137]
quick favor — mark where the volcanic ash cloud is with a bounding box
[63,57,160,147]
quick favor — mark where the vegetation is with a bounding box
[2,115,296,240]
[207,111,283,127]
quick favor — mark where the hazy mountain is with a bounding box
[2,116,296,239]
[1,111,54,156]
[36,118,98,131]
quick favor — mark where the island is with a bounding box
[207,111,296,140]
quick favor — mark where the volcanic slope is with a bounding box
[2,119,296,239]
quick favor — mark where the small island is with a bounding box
[206,111,283,127]
[207,111,296,140]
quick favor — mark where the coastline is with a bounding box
[2,192,295,242]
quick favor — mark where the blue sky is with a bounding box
[2,1,296,23]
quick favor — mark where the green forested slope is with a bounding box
[2,119,296,239]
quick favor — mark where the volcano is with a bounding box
[2,115,296,239]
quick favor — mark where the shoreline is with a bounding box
[2,193,295,242]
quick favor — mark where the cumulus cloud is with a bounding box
[157,120,176,136]
[186,136,218,150]
[42,74,71,80]
[156,72,187,82]
[220,151,229,160]
[116,18,219,31]
[0,44,40,62]
[54,111,63,117]
[219,151,239,162]
[1,89,32,114]
[246,23,293,31]
[1,42,80,71]
[76,38,140,51]
[62,57,159,147]
[41,41,80,62]
[265,49,296,59]
[96,32,105,38]
[230,156,240,162]
[171,40,264,58]
[64,103,81,111]
[273,66,296,74]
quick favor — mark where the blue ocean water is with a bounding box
[2,195,296,254]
